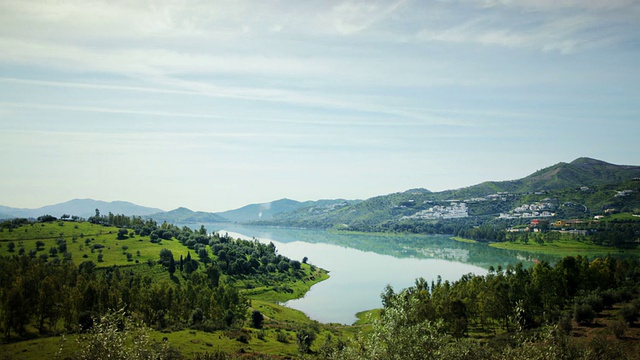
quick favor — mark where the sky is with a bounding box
[1,0,639,213]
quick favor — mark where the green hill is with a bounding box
[148,207,228,224]
[265,158,640,229]
[216,198,359,223]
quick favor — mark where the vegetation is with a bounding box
[0,214,330,358]
[316,255,640,359]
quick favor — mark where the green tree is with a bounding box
[296,328,316,354]
[117,228,128,240]
[71,309,172,360]
[168,256,176,276]
[251,310,264,329]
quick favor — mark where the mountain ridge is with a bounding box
[146,207,228,224]
[0,198,164,219]
[265,157,640,229]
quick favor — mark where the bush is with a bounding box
[71,309,173,360]
[620,304,639,325]
[296,328,316,354]
[191,308,204,325]
[276,331,288,343]
[580,294,604,313]
[558,313,573,335]
[573,303,595,325]
[611,319,627,339]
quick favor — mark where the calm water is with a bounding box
[199,224,535,325]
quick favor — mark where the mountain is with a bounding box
[0,199,164,219]
[265,158,640,229]
[437,157,640,199]
[216,198,359,223]
[147,207,227,224]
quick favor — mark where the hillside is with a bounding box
[216,198,359,223]
[266,158,640,229]
[0,199,164,219]
[147,207,228,223]
[438,157,640,199]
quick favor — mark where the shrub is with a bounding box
[574,303,595,325]
[611,319,627,339]
[276,331,288,343]
[620,304,639,325]
[296,328,316,354]
[579,294,604,313]
[558,313,573,335]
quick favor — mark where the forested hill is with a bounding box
[264,158,640,230]
[146,207,228,224]
[215,198,359,223]
[438,157,640,200]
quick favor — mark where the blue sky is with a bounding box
[1,0,639,212]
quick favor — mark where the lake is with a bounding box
[199,224,535,325]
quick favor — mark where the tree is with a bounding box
[7,241,15,252]
[71,309,171,360]
[117,228,128,240]
[296,328,316,354]
[302,256,308,264]
[251,310,264,329]
[191,308,204,325]
[158,248,174,267]
[168,256,176,276]
[184,252,198,274]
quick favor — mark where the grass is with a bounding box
[450,236,478,244]
[489,237,640,257]
[1,334,73,359]
[353,308,381,326]
[0,221,193,267]
[241,265,329,302]
[149,328,300,358]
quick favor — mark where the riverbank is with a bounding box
[488,238,639,257]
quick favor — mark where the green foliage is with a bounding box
[71,309,173,360]
[610,319,627,338]
[620,303,639,325]
[573,303,596,325]
[295,328,316,354]
[251,310,264,329]
[333,296,450,359]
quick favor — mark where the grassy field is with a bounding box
[488,237,640,257]
[0,221,194,267]
[450,236,478,244]
[353,308,381,326]
[241,266,329,302]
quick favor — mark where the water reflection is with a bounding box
[204,225,535,324]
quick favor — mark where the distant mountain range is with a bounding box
[2,158,639,227]
[215,198,360,223]
[0,199,163,220]
[146,207,227,224]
